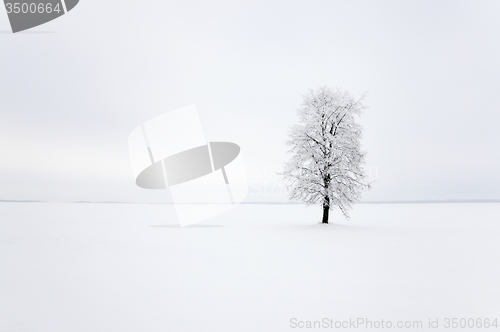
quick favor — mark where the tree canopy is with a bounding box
[283,86,370,223]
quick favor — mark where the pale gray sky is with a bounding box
[1,0,499,202]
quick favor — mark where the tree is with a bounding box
[282,86,370,224]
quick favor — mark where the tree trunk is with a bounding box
[322,197,330,224]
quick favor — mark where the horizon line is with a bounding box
[1,199,499,204]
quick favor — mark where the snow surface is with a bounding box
[1,202,499,331]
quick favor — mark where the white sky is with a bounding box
[1,0,499,202]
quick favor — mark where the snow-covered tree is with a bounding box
[282,86,370,224]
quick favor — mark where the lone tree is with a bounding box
[283,86,370,224]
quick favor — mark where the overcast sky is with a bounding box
[1,0,499,203]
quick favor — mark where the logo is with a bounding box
[128,105,248,227]
[3,0,79,33]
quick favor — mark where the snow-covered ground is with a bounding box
[1,202,499,331]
